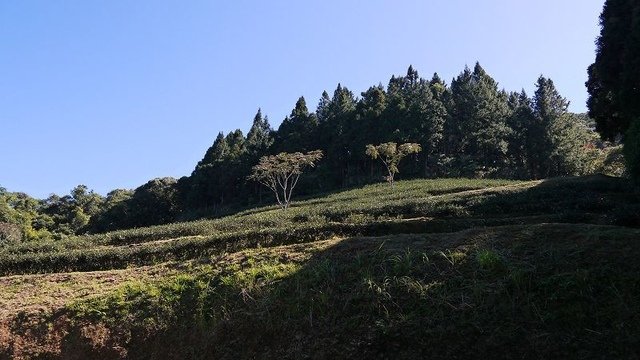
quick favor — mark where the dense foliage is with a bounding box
[0,187,51,241]
[586,0,640,181]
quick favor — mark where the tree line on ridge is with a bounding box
[1,63,623,241]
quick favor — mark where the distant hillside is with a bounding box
[3,63,627,242]
[0,175,638,359]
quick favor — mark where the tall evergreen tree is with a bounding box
[316,91,332,123]
[322,84,357,145]
[449,63,511,176]
[532,76,566,178]
[384,67,447,176]
[428,73,450,155]
[383,74,409,142]
[224,129,247,161]
[354,85,388,179]
[196,132,228,169]
[322,84,357,184]
[275,97,319,152]
[586,0,640,181]
[246,108,274,156]
[357,84,387,131]
[329,84,357,116]
[188,131,240,209]
[413,73,447,176]
[397,66,424,142]
[506,90,536,178]
[534,76,591,177]
[587,0,640,139]
[406,65,419,85]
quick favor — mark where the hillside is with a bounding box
[1,175,639,359]
[4,63,617,240]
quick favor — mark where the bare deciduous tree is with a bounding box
[248,150,323,209]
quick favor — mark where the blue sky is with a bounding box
[1,0,605,198]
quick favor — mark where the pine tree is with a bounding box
[449,63,511,176]
[358,84,387,128]
[224,129,247,161]
[196,132,228,169]
[383,75,408,142]
[387,67,447,176]
[587,0,640,182]
[275,97,319,153]
[413,73,447,176]
[533,76,565,177]
[316,91,332,123]
[355,85,388,179]
[330,84,357,182]
[428,73,450,155]
[246,108,274,156]
[292,96,310,118]
[188,129,248,210]
[405,65,419,87]
[322,84,356,145]
[329,84,357,116]
[534,76,591,177]
[587,0,640,139]
[506,90,536,178]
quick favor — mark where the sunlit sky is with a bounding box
[0,0,605,198]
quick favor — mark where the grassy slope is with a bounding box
[0,175,639,359]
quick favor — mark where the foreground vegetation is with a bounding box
[0,175,639,359]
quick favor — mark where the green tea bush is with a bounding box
[0,177,636,276]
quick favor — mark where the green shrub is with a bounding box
[601,145,627,177]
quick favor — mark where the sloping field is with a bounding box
[0,175,638,359]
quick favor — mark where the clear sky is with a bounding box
[1,0,605,198]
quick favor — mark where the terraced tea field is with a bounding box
[1,175,639,359]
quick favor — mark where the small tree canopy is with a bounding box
[248,150,323,209]
[366,142,421,186]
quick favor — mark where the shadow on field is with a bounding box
[463,174,640,228]
[3,174,640,359]
[46,220,640,360]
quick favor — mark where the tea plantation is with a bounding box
[1,175,639,359]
